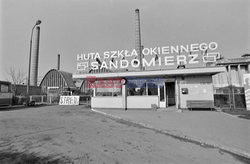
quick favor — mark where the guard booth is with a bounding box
[74,67,225,110]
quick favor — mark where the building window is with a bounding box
[127,78,162,96]
[96,87,112,96]
[127,79,146,96]
[147,80,158,95]
[95,79,122,97]
[113,87,122,96]
[0,84,9,92]
[127,79,147,96]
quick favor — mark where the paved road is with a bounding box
[95,108,250,158]
[0,105,248,163]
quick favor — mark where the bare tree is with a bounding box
[6,68,26,95]
[7,68,26,85]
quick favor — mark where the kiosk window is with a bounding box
[95,80,122,96]
[127,79,159,96]
[127,79,146,96]
[147,82,158,95]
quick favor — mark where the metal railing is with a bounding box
[214,87,246,109]
[13,94,92,106]
[13,95,47,105]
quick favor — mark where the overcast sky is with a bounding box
[0,0,249,82]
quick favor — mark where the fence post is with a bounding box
[18,96,21,105]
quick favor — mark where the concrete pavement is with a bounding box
[2,105,246,163]
[92,107,250,159]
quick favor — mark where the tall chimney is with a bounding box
[57,54,60,70]
[30,26,40,86]
[135,9,143,70]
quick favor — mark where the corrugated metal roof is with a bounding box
[58,70,76,88]
[40,69,76,89]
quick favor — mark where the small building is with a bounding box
[74,67,225,110]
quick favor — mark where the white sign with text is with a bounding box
[59,96,80,105]
[76,42,220,71]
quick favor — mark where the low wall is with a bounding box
[127,96,158,109]
[92,97,123,109]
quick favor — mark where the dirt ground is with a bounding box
[0,105,248,164]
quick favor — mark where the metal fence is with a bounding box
[13,94,91,106]
[13,95,47,105]
[29,95,47,104]
[47,95,60,104]
[214,87,246,109]
[79,95,91,106]
[45,94,91,106]
[12,96,26,105]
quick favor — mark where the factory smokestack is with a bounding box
[135,9,143,70]
[57,54,60,70]
[30,26,40,86]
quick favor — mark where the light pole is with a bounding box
[26,20,41,105]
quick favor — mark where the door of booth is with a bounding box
[159,82,176,108]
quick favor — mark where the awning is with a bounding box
[73,66,226,79]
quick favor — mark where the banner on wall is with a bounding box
[243,74,250,111]
[59,96,80,105]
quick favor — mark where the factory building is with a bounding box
[40,69,77,97]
